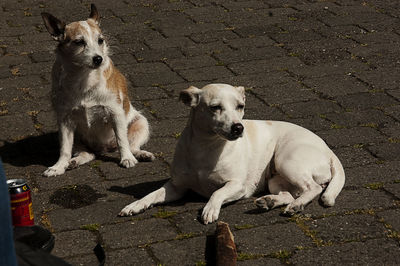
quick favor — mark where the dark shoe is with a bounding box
[14,225,55,253]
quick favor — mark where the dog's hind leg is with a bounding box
[255,175,295,210]
[119,180,186,216]
[68,151,95,169]
[128,113,155,162]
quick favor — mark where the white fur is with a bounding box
[119,84,345,224]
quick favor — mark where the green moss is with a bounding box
[388,137,400,143]
[172,132,181,139]
[330,124,345,129]
[153,209,177,219]
[270,249,291,260]
[234,224,255,230]
[353,143,364,148]
[237,252,262,261]
[175,232,196,240]
[195,261,206,266]
[364,182,384,190]
[80,223,100,232]
[360,122,378,128]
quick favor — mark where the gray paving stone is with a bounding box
[106,247,155,266]
[289,238,400,265]
[151,236,208,265]
[317,127,387,148]
[52,230,98,258]
[235,223,313,255]
[101,218,177,249]
[377,208,400,232]
[306,214,386,244]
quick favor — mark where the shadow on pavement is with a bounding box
[0,133,58,167]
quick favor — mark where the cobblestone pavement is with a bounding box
[1,0,400,265]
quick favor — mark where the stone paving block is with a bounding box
[167,55,218,70]
[281,99,342,119]
[291,60,370,78]
[47,198,138,232]
[286,116,331,133]
[151,236,208,265]
[52,229,98,258]
[228,57,303,75]
[225,35,275,49]
[64,253,99,266]
[344,161,400,187]
[384,105,400,121]
[368,142,400,161]
[237,257,281,266]
[305,188,397,219]
[333,146,377,169]
[143,98,189,119]
[106,247,155,266]
[101,218,177,249]
[376,208,400,232]
[0,113,36,141]
[36,165,102,191]
[289,238,400,265]
[317,127,387,148]
[326,109,394,128]
[190,30,238,44]
[303,75,370,98]
[355,67,400,91]
[178,65,234,82]
[256,81,318,105]
[384,183,400,200]
[306,214,386,244]
[381,122,400,140]
[214,46,286,64]
[234,223,313,255]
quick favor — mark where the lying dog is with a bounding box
[41,4,154,177]
[119,84,345,224]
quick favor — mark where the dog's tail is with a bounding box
[321,153,345,207]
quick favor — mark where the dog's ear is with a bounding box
[41,12,65,41]
[89,4,100,24]
[235,86,246,101]
[179,86,202,107]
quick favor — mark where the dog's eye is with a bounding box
[73,39,86,46]
[98,38,104,45]
[210,105,222,112]
[237,104,245,110]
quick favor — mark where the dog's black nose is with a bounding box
[231,123,244,136]
[93,55,103,66]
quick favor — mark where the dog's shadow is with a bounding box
[0,133,59,167]
[0,132,124,167]
[108,179,207,207]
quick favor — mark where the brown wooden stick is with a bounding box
[216,221,237,266]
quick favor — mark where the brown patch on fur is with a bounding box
[266,121,272,125]
[104,61,130,114]
[243,120,256,140]
[64,22,87,40]
[86,19,100,33]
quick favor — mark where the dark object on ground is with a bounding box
[14,225,55,253]
[15,242,70,266]
[216,221,237,266]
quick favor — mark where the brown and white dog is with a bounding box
[41,4,154,177]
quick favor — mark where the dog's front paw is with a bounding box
[202,202,221,225]
[119,201,147,216]
[283,203,304,216]
[43,166,65,177]
[133,150,155,162]
[120,155,138,168]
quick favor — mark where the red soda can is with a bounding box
[7,179,34,227]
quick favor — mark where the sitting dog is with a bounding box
[41,4,154,177]
[119,84,345,224]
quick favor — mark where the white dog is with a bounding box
[119,84,345,224]
[41,4,154,177]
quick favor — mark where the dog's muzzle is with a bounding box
[93,55,103,67]
[231,123,244,138]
